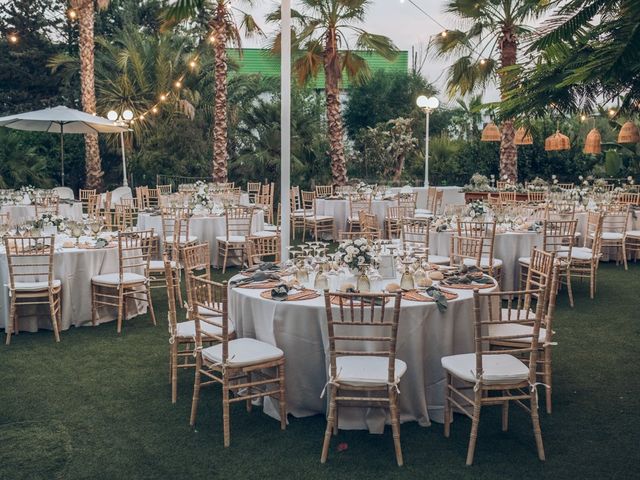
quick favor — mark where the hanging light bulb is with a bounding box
[189,60,197,69]
[68,9,77,20]
[151,106,159,114]
[441,30,447,38]
[8,33,18,44]
[481,122,501,142]
[174,80,182,89]
[159,94,167,102]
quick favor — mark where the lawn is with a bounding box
[1,263,639,480]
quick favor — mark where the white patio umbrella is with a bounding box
[0,105,128,186]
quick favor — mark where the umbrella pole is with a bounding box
[60,124,65,187]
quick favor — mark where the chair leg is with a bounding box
[91,283,98,326]
[501,392,509,431]
[279,362,287,431]
[189,359,202,426]
[544,348,553,414]
[389,388,404,467]
[590,264,596,299]
[443,374,451,438]
[320,385,337,463]
[246,371,253,413]
[222,244,229,274]
[465,391,482,466]
[116,288,124,334]
[565,268,575,308]
[530,392,546,461]
[49,293,60,343]
[146,287,157,326]
[171,342,178,404]
[6,296,16,345]
[622,244,628,270]
[174,269,183,307]
[222,383,231,448]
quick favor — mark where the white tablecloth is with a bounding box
[390,186,465,210]
[316,198,395,233]
[229,275,497,432]
[0,239,145,333]
[137,210,264,267]
[428,230,542,290]
[1,202,83,226]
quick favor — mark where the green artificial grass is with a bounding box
[1,263,639,479]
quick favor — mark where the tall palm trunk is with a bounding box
[324,29,348,186]
[211,4,229,183]
[75,0,103,190]
[498,26,518,182]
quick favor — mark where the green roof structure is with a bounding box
[227,48,409,89]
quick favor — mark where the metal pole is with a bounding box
[280,0,292,262]
[120,131,128,187]
[60,124,65,187]
[424,109,430,188]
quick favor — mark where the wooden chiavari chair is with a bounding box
[626,229,640,262]
[87,194,101,219]
[217,206,253,273]
[189,276,286,447]
[315,185,333,198]
[290,187,307,239]
[321,290,405,466]
[384,206,413,239]
[135,186,150,210]
[527,191,546,203]
[113,203,136,231]
[557,183,574,190]
[597,206,629,269]
[358,211,381,240]
[347,193,372,233]
[149,214,184,305]
[90,229,156,333]
[456,220,502,282]
[182,243,213,316]
[247,182,261,204]
[34,195,59,217]
[79,188,96,214]
[157,184,172,196]
[491,248,559,413]
[397,192,417,212]
[498,191,517,204]
[101,191,113,228]
[487,193,501,207]
[449,235,484,270]
[147,188,160,208]
[496,180,510,190]
[616,192,640,205]
[3,235,61,344]
[255,183,274,224]
[247,234,281,267]
[442,286,547,465]
[401,218,450,265]
[301,191,334,242]
[415,188,443,216]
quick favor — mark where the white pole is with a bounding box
[120,131,128,187]
[280,0,292,262]
[424,109,430,188]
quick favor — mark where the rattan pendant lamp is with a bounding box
[545,125,570,151]
[515,126,533,145]
[481,121,501,142]
[618,120,640,144]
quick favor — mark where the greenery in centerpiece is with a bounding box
[335,238,375,271]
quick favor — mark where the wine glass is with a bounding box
[90,219,103,239]
[70,221,83,246]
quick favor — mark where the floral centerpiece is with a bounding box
[499,176,523,192]
[467,200,489,219]
[462,173,494,192]
[192,181,214,212]
[19,185,36,203]
[527,177,548,192]
[335,238,375,272]
[32,214,68,232]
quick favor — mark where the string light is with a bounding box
[68,9,77,20]
[189,60,197,69]
[208,35,216,44]
[608,108,616,117]
[159,94,167,102]
[441,30,447,38]
[174,80,182,89]
[8,33,18,44]
[580,114,587,122]
[479,58,487,65]
[151,106,159,114]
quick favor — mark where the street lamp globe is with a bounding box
[107,110,118,121]
[426,97,440,110]
[122,109,134,121]
[416,95,429,109]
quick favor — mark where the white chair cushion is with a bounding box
[14,279,61,291]
[488,322,547,344]
[175,318,233,339]
[92,272,147,285]
[307,215,333,222]
[518,256,531,265]
[202,337,283,368]
[216,235,246,243]
[335,355,407,387]
[441,353,529,385]
[463,257,503,268]
[148,260,176,270]
[292,210,313,217]
[263,225,279,232]
[626,230,640,238]
[557,247,593,260]
[165,235,198,244]
[252,231,278,238]
[601,232,624,241]
[428,254,451,265]
[414,209,433,215]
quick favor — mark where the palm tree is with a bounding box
[432,0,549,181]
[451,94,483,140]
[162,0,262,183]
[70,0,111,190]
[270,0,398,186]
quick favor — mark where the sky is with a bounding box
[242,0,502,104]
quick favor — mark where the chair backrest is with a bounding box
[449,235,484,268]
[79,188,96,206]
[323,291,403,386]
[225,206,253,238]
[248,234,281,267]
[557,183,574,190]
[527,191,546,203]
[542,219,577,256]
[4,235,56,290]
[34,195,59,216]
[87,194,101,219]
[401,218,431,252]
[546,201,575,220]
[349,194,372,219]
[301,191,316,212]
[0,212,10,226]
[616,192,640,205]
[397,192,417,210]
[157,184,172,196]
[428,189,443,214]
[315,185,333,198]
[117,230,153,280]
[496,181,510,190]
[586,212,604,256]
[521,248,556,317]
[358,211,381,240]
[182,243,211,308]
[189,276,228,352]
[247,182,261,203]
[290,186,301,210]
[160,207,191,245]
[457,220,497,264]
[473,286,545,386]
[136,186,150,210]
[113,203,136,231]
[498,191,517,204]
[601,206,629,235]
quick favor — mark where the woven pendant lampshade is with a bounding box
[618,121,640,144]
[545,130,570,151]
[583,128,601,154]
[514,127,533,145]
[481,122,501,142]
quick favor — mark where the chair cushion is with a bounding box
[518,256,531,265]
[216,235,246,243]
[463,257,503,268]
[601,232,624,241]
[307,215,333,222]
[14,279,61,291]
[148,260,176,270]
[335,355,407,387]
[557,246,593,260]
[175,318,233,339]
[165,235,198,244]
[251,231,278,238]
[263,225,279,232]
[488,322,547,344]
[414,213,432,219]
[201,337,283,368]
[414,209,433,215]
[441,353,529,385]
[626,230,640,238]
[92,272,147,285]
[428,254,451,265]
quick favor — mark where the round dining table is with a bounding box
[1,202,83,226]
[229,273,497,433]
[315,198,396,233]
[0,236,146,333]
[137,209,264,268]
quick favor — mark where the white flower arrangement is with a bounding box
[467,200,489,219]
[527,177,548,191]
[32,213,67,231]
[462,173,494,192]
[335,238,375,270]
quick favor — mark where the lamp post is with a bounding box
[107,109,134,187]
[416,95,439,188]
